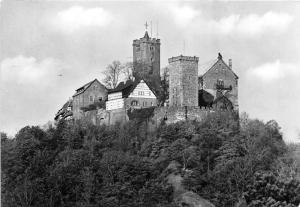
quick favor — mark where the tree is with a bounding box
[103,60,123,89]
[122,62,134,82]
[159,66,169,106]
[244,171,300,207]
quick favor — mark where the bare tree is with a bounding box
[103,60,123,89]
[122,62,134,81]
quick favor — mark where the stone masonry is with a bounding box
[200,54,238,111]
[168,55,199,107]
[133,31,161,89]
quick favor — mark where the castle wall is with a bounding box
[168,56,199,107]
[152,106,212,125]
[108,108,128,125]
[83,108,127,126]
[73,81,107,120]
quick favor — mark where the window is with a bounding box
[149,91,151,96]
[151,102,153,106]
[138,91,144,96]
[99,97,102,101]
[93,85,97,90]
[90,96,93,102]
[217,79,224,87]
[131,100,138,106]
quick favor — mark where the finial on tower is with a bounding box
[144,21,148,31]
[218,52,222,60]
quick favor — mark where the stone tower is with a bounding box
[168,55,199,107]
[132,31,160,89]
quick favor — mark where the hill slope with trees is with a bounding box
[1,113,300,207]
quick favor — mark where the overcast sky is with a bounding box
[0,0,300,142]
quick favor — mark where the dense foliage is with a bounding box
[1,113,299,207]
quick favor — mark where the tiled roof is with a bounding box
[73,79,106,97]
[198,58,218,76]
[108,79,138,98]
[108,78,157,98]
[198,53,238,79]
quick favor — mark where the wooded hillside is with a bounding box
[1,113,299,207]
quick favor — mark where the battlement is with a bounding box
[168,55,199,63]
[133,38,160,45]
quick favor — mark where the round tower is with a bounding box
[168,55,199,107]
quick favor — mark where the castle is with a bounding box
[55,28,238,124]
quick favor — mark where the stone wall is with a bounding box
[152,106,212,125]
[168,56,199,107]
[201,58,238,111]
[133,33,161,87]
[73,81,107,120]
[83,106,236,131]
[83,108,127,126]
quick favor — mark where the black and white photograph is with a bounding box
[1,0,300,206]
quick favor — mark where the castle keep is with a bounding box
[132,31,161,90]
[55,27,239,124]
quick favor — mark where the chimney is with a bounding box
[228,59,232,69]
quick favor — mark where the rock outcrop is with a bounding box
[166,161,215,207]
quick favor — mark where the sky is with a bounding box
[0,0,300,142]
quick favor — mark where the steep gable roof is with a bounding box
[199,53,238,79]
[108,78,157,98]
[73,79,106,97]
[198,58,218,77]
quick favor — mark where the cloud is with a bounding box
[214,11,293,36]
[56,6,113,33]
[247,60,299,82]
[0,55,63,85]
[0,56,72,136]
[168,4,200,26]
